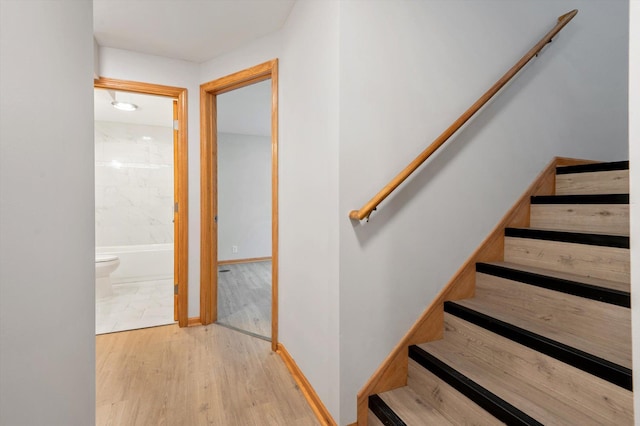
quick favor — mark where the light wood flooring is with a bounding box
[217,261,271,339]
[96,323,319,426]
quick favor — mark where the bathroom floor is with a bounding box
[96,278,175,335]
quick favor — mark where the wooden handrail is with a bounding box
[349,9,578,221]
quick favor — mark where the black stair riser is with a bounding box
[444,302,632,390]
[368,394,406,426]
[531,194,629,204]
[409,345,543,426]
[556,161,629,174]
[505,228,629,249]
[475,262,630,308]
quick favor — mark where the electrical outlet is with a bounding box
[232,245,238,254]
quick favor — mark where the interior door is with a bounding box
[199,59,278,349]
[215,80,273,339]
[173,100,179,322]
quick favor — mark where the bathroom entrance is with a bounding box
[93,78,188,333]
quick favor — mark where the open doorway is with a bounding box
[216,80,272,340]
[200,59,279,349]
[94,78,188,332]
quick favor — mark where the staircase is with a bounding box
[367,160,632,425]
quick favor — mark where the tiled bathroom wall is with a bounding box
[95,121,173,247]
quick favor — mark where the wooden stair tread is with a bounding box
[444,302,631,389]
[407,351,536,425]
[482,261,630,293]
[504,234,630,283]
[555,169,629,195]
[456,273,631,368]
[377,386,455,425]
[367,410,386,426]
[505,227,629,248]
[418,314,633,425]
[406,358,505,425]
[530,203,629,236]
[476,261,629,307]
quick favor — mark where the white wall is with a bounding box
[217,132,271,261]
[94,37,100,78]
[98,47,201,316]
[201,0,341,419]
[217,79,272,136]
[629,0,639,419]
[0,1,95,424]
[278,1,341,418]
[338,1,628,423]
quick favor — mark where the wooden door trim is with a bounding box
[200,59,279,350]
[173,100,179,322]
[94,77,189,328]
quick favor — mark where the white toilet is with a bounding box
[95,254,120,298]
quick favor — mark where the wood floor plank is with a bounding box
[530,203,629,236]
[218,261,272,339]
[379,385,455,425]
[367,410,386,426]
[458,273,631,368]
[96,324,319,426]
[504,236,630,283]
[485,261,630,293]
[406,359,504,425]
[419,315,633,425]
[555,170,629,195]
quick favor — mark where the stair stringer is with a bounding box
[355,156,595,425]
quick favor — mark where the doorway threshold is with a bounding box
[215,322,271,342]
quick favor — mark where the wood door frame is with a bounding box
[94,77,189,328]
[200,59,279,350]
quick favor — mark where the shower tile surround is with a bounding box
[95,121,174,247]
[95,121,175,333]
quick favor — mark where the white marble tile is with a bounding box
[96,279,175,335]
[95,121,174,247]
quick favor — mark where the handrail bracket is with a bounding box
[365,208,376,223]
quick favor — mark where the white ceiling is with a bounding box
[93,0,296,63]
[94,1,277,133]
[94,89,174,127]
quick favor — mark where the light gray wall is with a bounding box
[0,0,95,424]
[629,0,639,418]
[338,1,628,423]
[94,37,100,78]
[217,132,271,261]
[217,79,271,137]
[200,0,341,419]
[278,1,341,418]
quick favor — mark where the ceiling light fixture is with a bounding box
[111,101,138,112]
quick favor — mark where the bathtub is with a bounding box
[96,243,174,284]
